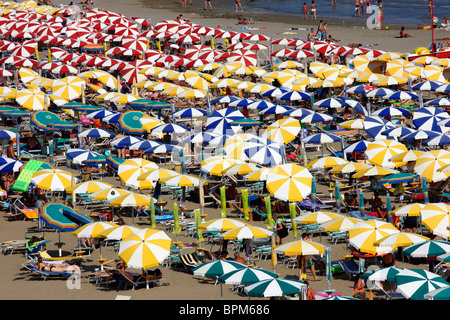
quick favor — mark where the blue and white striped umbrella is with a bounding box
[110,136,145,148]
[210,95,240,104]
[381,126,416,138]
[206,134,234,147]
[85,109,118,119]
[412,107,450,132]
[102,112,121,123]
[0,129,17,140]
[261,87,289,98]
[313,97,348,109]
[129,140,162,150]
[300,112,334,123]
[343,140,371,154]
[66,148,101,165]
[243,138,283,166]
[173,107,207,118]
[228,98,256,107]
[78,128,116,138]
[206,108,245,135]
[346,84,367,95]
[278,90,310,101]
[365,88,396,98]
[412,80,445,91]
[302,132,341,144]
[372,106,411,117]
[0,157,23,172]
[424,134,450,147]
[363,116,396,139]
[246,100,278,110]
[340,97,368,116]
[425,98,450,106]
[402,130,440,142]
[259,105,295,115]
[385,91,419,100]
[438,118,450,127]
[143,144,182,155]
[151,123,190,135]
[181,131,220,145]
[436,84,450,94]
[284,107,315,118]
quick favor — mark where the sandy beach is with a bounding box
[0,0,449,307]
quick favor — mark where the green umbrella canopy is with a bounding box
[378,173,419,185]
[229,118,263,127]
[38,203,79,232]
[118,110,147,135]
[126,99,171,109]
[395,268,449,300]
[31,111,63,131]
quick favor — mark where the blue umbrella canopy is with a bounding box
[313,97,349,109]
[181,131,220,145]
[102,112,121,123]
[382,126,416,138]
[228,98,256,107]
[372,106,411,117]
[258,105,295,115]
[343,140,371,154]
[85,109,118,120]
[412,107,449,133]
[401,129,440,142]
[365,87,396,98]
[39,203,80,232]
[206,108,244,135]
[261,87,289,98]
[300,112,334,123]
[278,90,310,101]
[246,100,278,111]
[151,123,191,134]
[82,155,107,167]
[144,144,182,155]
[0,129,17,140]
[110,136,145,148]
[78,128,116,139]
[0,157,23,173]
[173,107,207,118]
[436,84,450,94]
[66,148,101,164]
[340,97,368,116]
[302,132,340,144]
[363,116,396,139]
[284,107,315,119]
[412,80,445,91]
[425,98,450,107]
[423,134,450,147]
[210,95,240,104]
[346,84,368,95]
[128,140,162,150]
[118,110,147,135]
[243,138,283,166]
[385,91,419,100]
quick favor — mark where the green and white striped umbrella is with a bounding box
[395,268,449,300]
[217,267,278,285]
[424,285,450,300]
[367,266,403,282]
[192,260,247,277]
[321,296,360,300]
[402,240,450,258]
[244,278,306,298]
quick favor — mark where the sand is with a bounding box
[0,0,446,303]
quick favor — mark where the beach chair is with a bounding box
[338,259,360,280]
[1,240,27,255]
[21,262,79,281]
[180,252,203,271]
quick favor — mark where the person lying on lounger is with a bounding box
[34,257,81,273]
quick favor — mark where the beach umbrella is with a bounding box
[88,187,131,201]
[413,107,450,133]
[343,140,371,155]
[348,220,400,255]
[143,144,182,157]
[395,269,449,300]
[77,128,116,139]
[218,267,278,286]
[243,138,283,167]
[66,148,101,165]
[381,127,416,139]
[85,109,118,120]
[221,163,261,177]
[193,260,247,278]
[15,89,45,110]
[244,278,306,298]
[372,106,411,117]
[414,149,450,182]
[181,132,220,145]
[364,139,407,168]
[31,169,73,192]
[313,97,348,109]
[424,286,450,300]
[425,98,450,107]
[363,116,396,139]
[173,107,207,119]
[244,167,272,182]
[307,157,348,170]
[274,240,326,256]
[72,221,117,239]
[401,130,440,143]
[160,174,205,187]
[226,49,257,66]
[118,110,147,135]
[138,116,164,133]
[110,136,144,148]
[364,266,403,283]
[436,84,450,94]
[294,211,344,225]
[206,108,245,135]
[374,232,429,251]
[278,90,310,102]
[352,166,397,178]
[38,203,79,232]
[420,203,450,239]
[151,123,190,136]
[265,163,312,202]
[65,181,114,196]
[365,88,396,98]
[339,119,365,130]
[0,129,17,141]
[119,228,172,269]
[284,107,315,119]
[220,226,273,240]
[201,155,244,176]
[319,217,363,232]
[198,218,250,233]
[117,158,157,190]
[129,140,162,151]
[392,203,425,217]
[0,157,23,173]
[302,132,341,144]
[403,240,450,259]
[98,225,141,241]
[412,80,444,91]
[330,162,371,174]
[262,117,301,144]
[424,134,450,147]
[109,192,153,208]
[300,112,334,124]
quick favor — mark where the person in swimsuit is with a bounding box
[204,0,213,11]
[235,0,243,12]
[355,0,360,16]
[310,1,317,20]
[317,20,323,40]
[400,26,412,38]
[302,2,308,20]
[35,257,81,273]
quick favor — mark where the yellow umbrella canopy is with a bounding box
[201,155,244,176]
[265,163,312,202]
[392,203,426,217]
[377,52,405,61]
[330,162,372,174]
[51,80,83,101]
[117,158,158,189]
[65,180,114,195]
[352,166,398,178]
[420,203,450,239]
[262,117,301,144]
[139,115,164,132]
[198,217,250,232]
[390,150,425,163]
[220,226,273,240]
[373,75,408,86]
[364,139,408,168]
[413,55,438,65]
[274,240,326,256]
[348,220,400,255]
[31,169,73,191]
[137,168,179,182]
[356,73,385,83]
[109,192,154,207]
[293,211,344,225]
[414,149,450,182]
[423,65,446,82]
[319,217,364,232]
[352,55,385,73]
[98,225,142,241]
[81,69,118,90]
[373,232,430,250]
[310,79,344,88]
[307,157,348,170]
[223,133,260,160]
[385,58,415,77]
[89,187,131,201]
[19,67,40,84]
[72,221,118,238]
[15,89,45,110]
[339,119,365,129]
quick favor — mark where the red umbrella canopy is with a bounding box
[121,60,152,84]
[121,36,148,51]
[192,26,215,36]
[286,50,314,60]
[114,24,141,37]
[131,16,151,28]
[243,33,271,42]
[226,49,258,67]
[271,48,295,57]
[184,44,213,60]
[175,34,201,44]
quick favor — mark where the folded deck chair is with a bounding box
[338,259,360,280]
[180,252,203,270]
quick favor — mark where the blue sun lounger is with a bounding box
[22,264,76,281]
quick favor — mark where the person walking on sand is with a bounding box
[310,1,317,20]
[235,0,243,12]
[302,2,309,20]
[355,0,360,16]
[204,0,213,11]
[359,0,364,15]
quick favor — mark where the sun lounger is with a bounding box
[338,259,360,280]
[180,252,203,270]
[22,263,80,281]
[1,240,27,255]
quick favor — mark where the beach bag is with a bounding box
[278,222,288,238]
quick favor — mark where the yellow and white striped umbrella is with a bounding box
[31,169,73,191]
[51,81,83,101]
[19,67,40,84]
[373,75,408,86]
[210,79,242,89]
[403,66,424,78]
[220,226,273,240]
[183,75,211,90]
[196,62,222,72]
[160,174,205,187]
[266,163,312,202]
[15,89,45,110]
[137,168,179,182]
[330,162,372,174]
[433,58,450,67]
[310,78,345,88]
[0,87,17,100]
[309,61,328,75]
[377,52,405,61]
[223,133,260,160]
[262,117,301,144]
[352,55,385,74]
[356,73,385,83]
[109,192,154,207]
[392,203,426,217]
[293,211,344,225]
[80,69,117,90]
[420,203,450,239]
[365,139,408,168]
[177,88,207,99]
[139,66,164,76]
[213,62,243,78]
[414,56,438,66]
[319,217,364,232]
[139,115,164,132]
[72,221,118,238]
[339,118,365,129]
[222,163,261,176]
[201,155,244,176]
[228,66,267,77]
[374,232,429,250]
[134,80,157,89]
[274,240,326,256]
[348,220,400,255]
[198,217,250,232]
[385,58,415,77]
[98,225,142,241]
[148,82,178,92]
[119,228,172,269]
[244,83,276,93]
[352,165,397,178]
[244,167,272,181]
[48,94,69,107]
[423,65,446,82]
[95,91,122,101]
[65,180,114,195]
[118,158,158,189]
[320,64,353,80]
[110,93,141,104]
[414,149,450,182]
[307,156,348,170]
[161,85,189,96]
[390,150,425,163]
[340,70,368,79]
[292,76,319,87]
[88,187,131,201]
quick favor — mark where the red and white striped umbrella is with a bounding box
[184,44,213,59]
[243,33,271,42]
[13,31,35,39]
[0,41,17,52]
[49,47,68,60]
[214,30,238,39]
[115,47,143,57]
[271,48,295,57]
[0,69,13,77]
[226,49,258,67]
[84,56,107,68]
[288,40,309,47]
[131,16,151,28]
[72,54,93,65]
[364,49,387,58]
[51,64,78,74]
[272,38,295,46]
[192,26,215,36]
[39,62,62,70]
[0,56,38,68]
[286,50,314,60]
[343,47,368,56]
[230,32,253,41]
[122,36,148,51]
[121,60,152,84]
[10,41,38,58]
[296,42,314,50]
[247,43,269,51]
[175,34,201,44]
[314,42,340,55]
[115,24,141,37]
[198,50,219,62]
[184,58,210,69]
